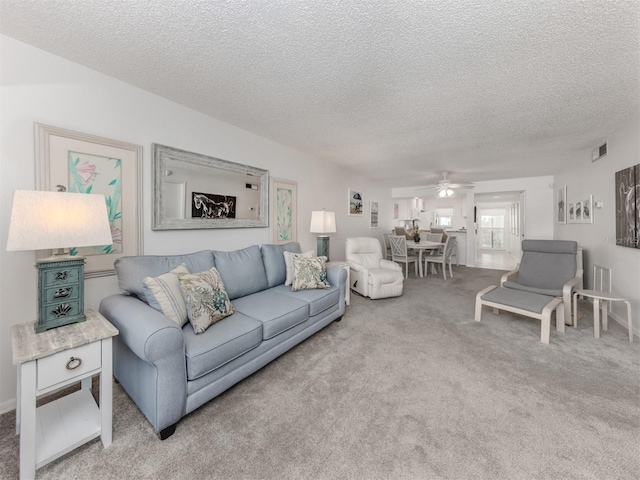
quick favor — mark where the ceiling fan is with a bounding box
[416,172,475,197]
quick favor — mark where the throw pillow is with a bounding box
[143,263,190,327]
[178,267,235,334]
[291,256,330,292]
[283,250,315,286]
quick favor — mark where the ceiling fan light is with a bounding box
[446,189,454,196]
[438,189,446,198]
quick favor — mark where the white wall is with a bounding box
[554,113,640,335]
[0,35,392,410]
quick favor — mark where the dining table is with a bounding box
[407,240,445,277]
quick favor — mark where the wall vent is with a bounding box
[592,142,607,162]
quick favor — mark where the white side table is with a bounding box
[327,261,350,305]
[11,309,119,479]
[573,289,633,342]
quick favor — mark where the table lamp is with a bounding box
[310,210,336,260]
[7,190,113,333]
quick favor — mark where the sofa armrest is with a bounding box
[347,260,365,272]
[99,294,185,363]
[99,294,187,434]
[327,264,348,288]
[379,259,402,271]
[501,265,520,285]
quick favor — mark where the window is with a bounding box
[435,207,453,227]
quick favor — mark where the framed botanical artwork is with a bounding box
[370,201,379,228]
[271,177,297,244]
[35,123,143,277]
[556,185,567,224]
[348,188,363,216]
[393,203,399,219]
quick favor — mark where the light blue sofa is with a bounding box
[99,242,346,439]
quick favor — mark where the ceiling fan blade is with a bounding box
[448,183,475,189]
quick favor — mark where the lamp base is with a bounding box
[317,236,330,261]
[35,256,86,333]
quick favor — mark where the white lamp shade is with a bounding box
[310,210,336,234]
[7,190,113,252]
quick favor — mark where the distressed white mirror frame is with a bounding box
[152,143,269,230]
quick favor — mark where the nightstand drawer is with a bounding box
[37,341,101,391]
[43,284,80,303]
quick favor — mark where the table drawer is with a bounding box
[37,341,101,391]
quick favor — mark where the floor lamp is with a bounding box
[310,210,336,261]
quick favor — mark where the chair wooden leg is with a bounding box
[540,313,551,344]
[442,261,446,280]
[573,292,578,328]
[448,261,453,278]
[625,300,633,342]
[601,300,608,331]
[593,299,601,339]
[555,303,565,333]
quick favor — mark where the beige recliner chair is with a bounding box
[346,237,404,299]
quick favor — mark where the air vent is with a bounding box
[592,142,607,162]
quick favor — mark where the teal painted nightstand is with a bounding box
[36,256,85,333]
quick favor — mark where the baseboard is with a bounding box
[0,398,16,415]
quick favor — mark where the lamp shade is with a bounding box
[310,210,336,234]
[7,190,113,252]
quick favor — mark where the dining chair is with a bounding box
[424,236,456,279]
[381,233,393,260]
[389,235,420,278]
[425,233,443,243]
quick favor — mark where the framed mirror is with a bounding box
[152,144,269,230]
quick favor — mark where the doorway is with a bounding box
[473,191,523,271]
[477,208,506,250]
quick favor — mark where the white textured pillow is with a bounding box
[283,250,315,286]
[143,263,190,327]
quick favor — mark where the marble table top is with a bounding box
[11,309,119,365]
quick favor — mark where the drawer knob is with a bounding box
[65,357,82,370]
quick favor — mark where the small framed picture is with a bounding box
[348,188,363,216]
[370,201,379,228]
[556,185,566,224]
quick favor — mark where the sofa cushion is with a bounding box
[261,242,302,288]
[283,250,315,286]
[270,285,340,317]
[232,289,310,339]
[115,251,215,299]
[481,287,555,314]
[179,267,235,334]
[292,256,330,291]
[183,312,263,380]
[213,245,268,300]
[143,263,190,327]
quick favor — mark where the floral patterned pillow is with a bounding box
[178,267,235,334]
[291,256,330,292]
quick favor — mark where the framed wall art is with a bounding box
[568,195,594,224]
[271,177,297,244]
[348,188,363,216]
[556,185,567,224]
[370,201,379,228]
[35,123,143,277]
[615,164,639,248]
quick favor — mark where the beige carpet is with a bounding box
[1,266,638,480]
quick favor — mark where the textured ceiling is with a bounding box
[1,0,638,189]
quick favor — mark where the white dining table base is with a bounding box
[407,241,444,277]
